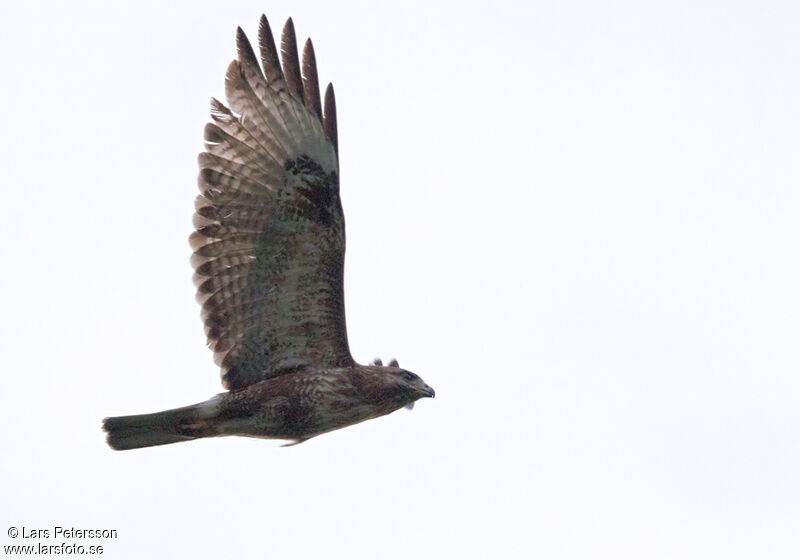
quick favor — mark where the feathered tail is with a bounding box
[103,403,214,451]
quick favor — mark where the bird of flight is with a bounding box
[103,15,434,450]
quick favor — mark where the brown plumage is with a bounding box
[103,15,433,451]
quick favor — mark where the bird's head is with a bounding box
[365,358,434,411]
[389,367,436,402]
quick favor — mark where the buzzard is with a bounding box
[103,16,434,450]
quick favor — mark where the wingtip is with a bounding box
[235,26,249,53]
[280,17,303,101]
[282,17,297,45]
[301,38,322,120]
[323,82,338,155]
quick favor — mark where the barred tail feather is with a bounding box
[102,404,211,451]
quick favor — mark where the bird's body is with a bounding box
[103,16,433,450]
[106,366,428,450]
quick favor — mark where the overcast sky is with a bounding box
[2,1,800,558]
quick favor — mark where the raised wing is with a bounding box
[190,16,353,390]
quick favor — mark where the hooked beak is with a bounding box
[407,384,434,410]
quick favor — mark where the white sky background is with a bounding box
[1,0,799,558]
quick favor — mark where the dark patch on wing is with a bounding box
[284,155,338,227]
